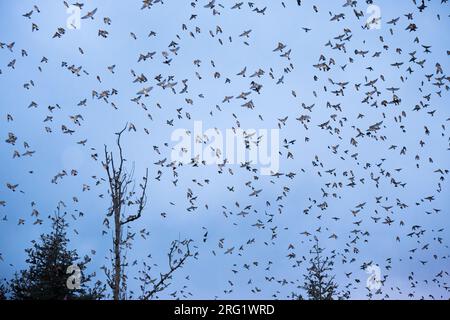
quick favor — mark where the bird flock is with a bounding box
[0,0,449,299]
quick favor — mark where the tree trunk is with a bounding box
[113,206,121,300]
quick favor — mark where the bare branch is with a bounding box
[121,168,148,226]
[140,240,193,300]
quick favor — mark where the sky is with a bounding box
[0,0,449,300]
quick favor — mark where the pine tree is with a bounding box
[9,212,104,300]
[300,239,343,300]
[0,279,8,300]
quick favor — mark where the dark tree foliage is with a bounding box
[0,279,8,300]
[9,211,104,300]
[297,239,348,300]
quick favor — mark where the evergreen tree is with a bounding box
[9,212,104,300]
[299,239,345,300]
[0,279,8,300]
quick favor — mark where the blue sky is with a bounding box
[0,0,449,299]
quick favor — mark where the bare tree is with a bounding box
[102,125,148,300]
